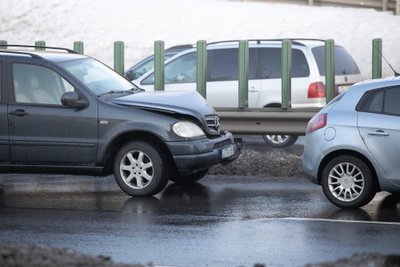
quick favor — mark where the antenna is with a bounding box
[373,43,400,77]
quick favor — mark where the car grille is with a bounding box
[205,115,221,135]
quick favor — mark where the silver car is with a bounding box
[302,76,400,208]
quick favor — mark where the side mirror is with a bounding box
[61,91,88,109]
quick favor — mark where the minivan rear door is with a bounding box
[206,48,260,108]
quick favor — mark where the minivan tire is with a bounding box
[263,134,298,147]
[321,155,376,208]
[114,141,169,197]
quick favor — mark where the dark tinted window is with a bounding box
[364,90,383,113]
[259,48,310,79]
[362,87,400,116]
[312,45,360,75]
[0,62,2,100]
[384,88,400,115]
[207,48,257,82]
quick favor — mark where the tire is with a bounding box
[113,141,170,197]
[321,155,377,208]
[170,169,209,184]
[262,134,298,148]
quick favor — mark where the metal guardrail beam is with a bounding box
[216,108,320,135]
[242,0,400,15]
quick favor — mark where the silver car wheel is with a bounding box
[328,162,365,202]
[265,134,290,145]
[120,150,154,190]
[263,134,298,147]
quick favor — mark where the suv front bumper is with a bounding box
[166,131,244,174]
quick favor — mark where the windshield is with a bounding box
[60,58,138,96]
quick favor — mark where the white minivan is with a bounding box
[132,39,363,146]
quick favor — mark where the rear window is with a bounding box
[312,46,360,76]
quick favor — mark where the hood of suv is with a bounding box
[110,90,216,118]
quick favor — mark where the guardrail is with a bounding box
[0,39,385,135]
[243,0,400,15]
[312,0,400,14]
[216,107,319,135]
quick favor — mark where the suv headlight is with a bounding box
[173,121,205,138]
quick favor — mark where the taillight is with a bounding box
[308,82,325,98]
[306,113,327,134]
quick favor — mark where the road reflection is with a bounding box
[0,175,399,224]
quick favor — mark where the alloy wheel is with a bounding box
[328,162,365,202]
[120,150,154,190]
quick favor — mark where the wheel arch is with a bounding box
[317,149,380,190]
[264,103,281,108]
[101,131,174,175]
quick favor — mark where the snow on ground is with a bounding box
[1,0,399,78]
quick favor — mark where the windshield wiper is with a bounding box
[97,89,136,97]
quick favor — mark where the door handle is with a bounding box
[249,87,258,92]
[9,109,29,117]
[368,130,389,136]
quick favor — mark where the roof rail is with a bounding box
[166,44,194,52]
[0,50,43,59]
[1,44,77,54]
[207,38,326,46]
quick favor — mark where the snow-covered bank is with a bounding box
[1,0,399,78]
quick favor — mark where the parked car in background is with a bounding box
[131,39,363,147]
[0,45,242,197]
[302,76,400,208]
[125,44,194,81]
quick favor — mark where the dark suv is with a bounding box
[0,45,242,196]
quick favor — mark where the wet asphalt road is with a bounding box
[0,138,399,267]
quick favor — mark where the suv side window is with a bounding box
[259,48,310,79]
[363,87,400,116]
[142,52,196,85]
[0,61,2,101]
[208,48,257,82]
[12,63,74,105]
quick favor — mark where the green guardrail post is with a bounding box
[196,40,207,98]
[372,38,382,79]
[0,40,7,49]
[281,39,292,110]
[113,41,124,75]
[238,40,249,108]
[73,41,84,54]
[35,41,46,51]
[154,40,165,91]
[325,39,335,104]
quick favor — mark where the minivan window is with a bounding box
[207,48,257,81]
[312,46,360,76]
[142,52,197,85]
[259,48,310,79]
[142,48,258,85]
